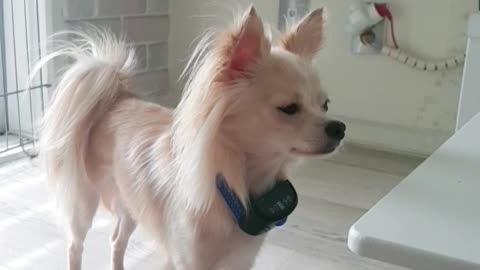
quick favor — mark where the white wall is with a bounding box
[47,0,170,102]
[0,0,170,141]
[168,0,278,106]
[314,0,475,156]
[169,0,477,156]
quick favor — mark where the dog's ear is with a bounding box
[228,6,269,76]
[281,8,325,59]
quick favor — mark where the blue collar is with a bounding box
[216,174,295,235]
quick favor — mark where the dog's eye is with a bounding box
[322,99,330,111]
[278,103,299,115]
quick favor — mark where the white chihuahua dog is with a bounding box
[36,6,345,270]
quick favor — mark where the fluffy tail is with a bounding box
[33,29,136,216]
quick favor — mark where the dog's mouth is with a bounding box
[291,141,340,156]
[322,141,340,154]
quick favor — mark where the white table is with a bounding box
[457,13,480,130]
[348,112,480,270]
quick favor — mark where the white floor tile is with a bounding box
[0,153,413,269]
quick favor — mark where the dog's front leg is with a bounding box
[166,229,225,270]
[172,233,264,270]
[169,248,217,270]
[216,234,265,270]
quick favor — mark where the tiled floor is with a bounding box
[0,134,37,162]
[0,147,420,270]
[0,134,21,157]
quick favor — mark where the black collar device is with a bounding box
[216,175,298,236]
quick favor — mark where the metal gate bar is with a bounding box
[0,0,50,158]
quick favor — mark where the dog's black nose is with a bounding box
[325,121,346,140]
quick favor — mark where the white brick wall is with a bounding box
[97,0,146,16]
[63,0,169,98]
[134,70,169,98]
[148,42,168,70]
[123,16,169,43]
[146,0,169,13]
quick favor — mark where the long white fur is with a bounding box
[35,27,247,269]
[35,30,134,208]
[34,6,336,270]
[32,29,138,270]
